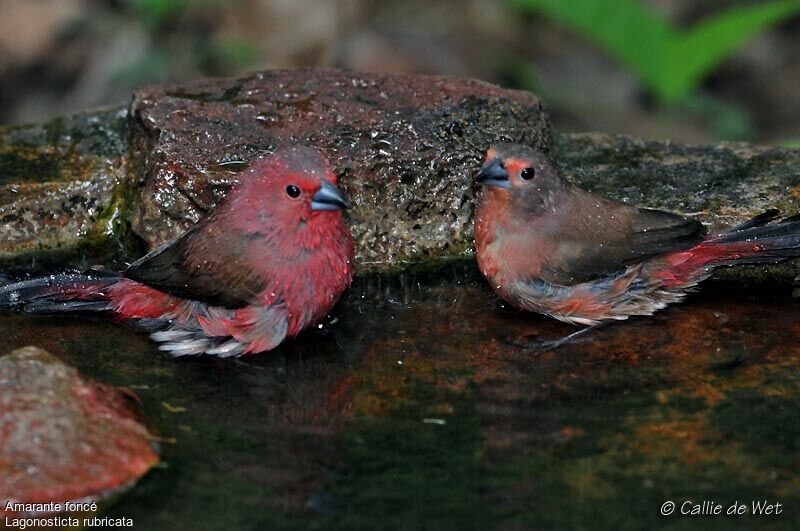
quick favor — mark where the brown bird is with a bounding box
[474,143,800,348]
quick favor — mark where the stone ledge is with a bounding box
[0,69,797,281]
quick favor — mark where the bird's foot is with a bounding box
[503,337,569,355]
[504,323,607,355]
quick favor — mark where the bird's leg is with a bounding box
[536,322,608,352]
[506,322,608,355]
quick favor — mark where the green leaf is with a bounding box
[510,0,674,93]
[512,0,800,104]
[664,0,800,102]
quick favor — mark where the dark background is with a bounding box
[2,0,800,145]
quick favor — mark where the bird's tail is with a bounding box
[0,273,122,314]
[694,210,800,268]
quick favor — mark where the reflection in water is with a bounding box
[1,263,799,529]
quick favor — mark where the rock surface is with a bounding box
[555,132,800,229]
[554,132,800,282]
[127,68,549,269]
[0,68,798,279]
[0,346,158,515]
[0,108,128,264]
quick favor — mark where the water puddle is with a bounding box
[2,264,798,529]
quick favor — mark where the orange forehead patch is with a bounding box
[503,158,527,175]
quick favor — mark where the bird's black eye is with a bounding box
[286,185,301,198]
[520,167,535,180]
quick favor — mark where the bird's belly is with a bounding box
[281,250,353,336]
[476,237,504,283]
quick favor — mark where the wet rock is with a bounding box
[554,132,800,281]
[0,107,128,265]
[555,132,800,228]
[127,67,550,270]
[0,68,799,280]
[0,346,158,515]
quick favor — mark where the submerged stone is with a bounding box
[0,346,158,516]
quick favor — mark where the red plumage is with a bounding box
[0,146,355,357]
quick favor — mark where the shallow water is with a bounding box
[2,263,800,530]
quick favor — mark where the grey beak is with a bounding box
[311,180,350,211]
[475,158,509,189]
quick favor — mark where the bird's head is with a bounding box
[235,146,350,235]
[475,144,566,205]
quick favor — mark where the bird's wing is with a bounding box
[543,200,705,285]
[125,215,267,308]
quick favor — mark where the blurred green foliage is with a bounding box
[498,43,755,140]
[201,37,259,70]
[682,92,753,140]
[512,0,800,104]
[125,0,216,30]
[113,0,257,86]
[778,139,800,148]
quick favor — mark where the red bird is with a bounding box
[0,146,354,357]
[474,143,800,346]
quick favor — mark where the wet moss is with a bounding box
[0,107,127,158]
[0,106,134,269]
[0,147,66,184]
